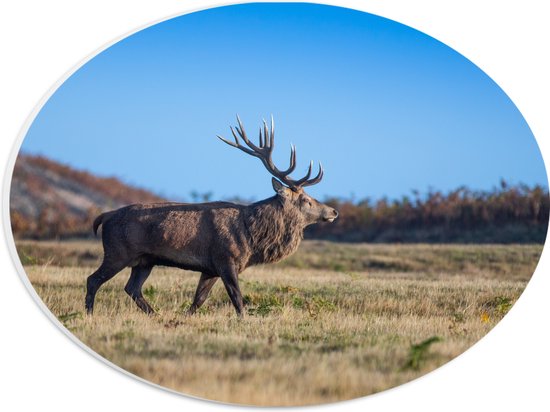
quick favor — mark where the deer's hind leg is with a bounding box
[125,265,155,315]
[187,272,219,315]
[85,259,127,315]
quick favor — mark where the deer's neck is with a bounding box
[245,196,305,266]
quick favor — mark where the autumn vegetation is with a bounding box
[308,181,549,243]
[10,155,549,243]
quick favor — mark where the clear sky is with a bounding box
[20,2,547,202]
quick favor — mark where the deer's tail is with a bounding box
[93,211,117,236]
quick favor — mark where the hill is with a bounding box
[10,154,166,238]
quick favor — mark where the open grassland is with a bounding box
[17,240,541,406]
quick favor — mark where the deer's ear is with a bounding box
[272,178,289,197]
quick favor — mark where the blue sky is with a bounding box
[20,3,547,201]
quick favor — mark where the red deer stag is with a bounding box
[85,116,338,316]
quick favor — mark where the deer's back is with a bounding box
[101,201,252,272]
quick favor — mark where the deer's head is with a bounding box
[218,116,339,226]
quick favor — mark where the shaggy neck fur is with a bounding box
[244,195,306,266]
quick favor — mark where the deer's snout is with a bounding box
[323,208,338,223]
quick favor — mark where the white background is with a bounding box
[1,1,548,411]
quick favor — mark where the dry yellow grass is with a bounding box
[20,241,538,406]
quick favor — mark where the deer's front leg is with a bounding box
[219,265,244,317]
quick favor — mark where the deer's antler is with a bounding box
[217,115,323,190]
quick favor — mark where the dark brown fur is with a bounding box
[246,196,305,265]
[85,180,338,316]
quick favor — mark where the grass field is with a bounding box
[16,240,541,406]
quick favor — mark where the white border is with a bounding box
[1,1,548,411]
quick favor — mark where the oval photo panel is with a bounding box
[8,2,548,407]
